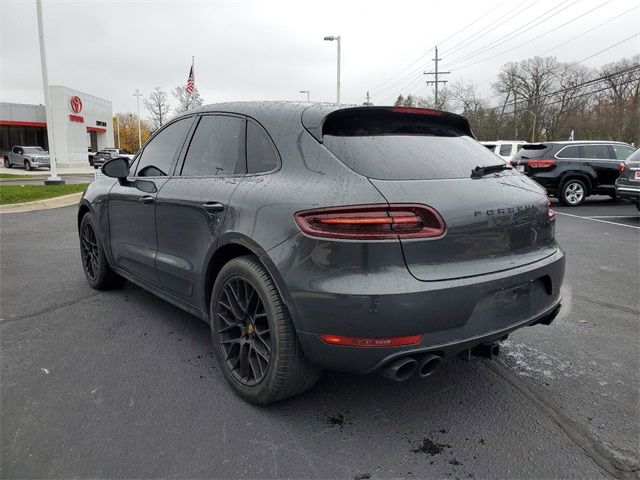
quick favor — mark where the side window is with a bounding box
[580,145,610,160]
[499,144,512,156]
[181,115,243,176]
[13,147,19,154]
[135,117,192,177]
[556,146,580,158]
[612,145,635,160]
[247,121,278,174]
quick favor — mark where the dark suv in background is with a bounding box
[513,141,635,206]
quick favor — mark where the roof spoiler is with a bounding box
[302,106,475,142]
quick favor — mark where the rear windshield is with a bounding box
[513,144,551,160]
[323,135,504,180]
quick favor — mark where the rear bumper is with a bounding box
[268,234,565,373]
[297,300,561,373]
[615,184,640,203]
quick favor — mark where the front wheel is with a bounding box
[4,157,11,168]
[24,160,31,171]
[559,179,587,206]
[79,213,126,290]
[210,256,320,405]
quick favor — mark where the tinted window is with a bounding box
[323,135,503,180]
[613,145,635,160]
[247,121,278,174]
[136,117,192,177]
[514,144,550,160]
[556,146,580,158]
[499,144,512,156]
[181,115,243,176]
[580,144,611,160]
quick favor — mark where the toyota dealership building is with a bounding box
[0,86,114,168]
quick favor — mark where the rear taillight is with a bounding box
[547,199,556,221]
[619,162,626,173]
[294,204,446,240]
[527,159,556,168]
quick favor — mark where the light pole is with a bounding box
[299,90,310,102]
[36,0,63,185]
[324,35,341,103]
[133,89,143,150]
[523,109,537,143]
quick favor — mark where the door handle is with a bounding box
[203,202,225,213]
[139,195,155,205]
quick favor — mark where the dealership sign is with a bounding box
[69,96,84,123]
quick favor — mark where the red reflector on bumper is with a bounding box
[319,334,423,347]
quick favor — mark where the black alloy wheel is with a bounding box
[215,277,272,386]
[81,221,100,281]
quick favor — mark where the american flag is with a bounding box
[186,65,195,94]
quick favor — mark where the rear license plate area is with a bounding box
[516,165,525,172]
[495,282,532,319]
[634,170,640,180]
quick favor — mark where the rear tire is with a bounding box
[559,178,587,206]
[210,255,320,405]
[79,213,126,290]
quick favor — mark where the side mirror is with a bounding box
[102,157,130,179]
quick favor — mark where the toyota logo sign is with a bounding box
[70,96,83,113]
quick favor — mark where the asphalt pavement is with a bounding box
[1,198,638,479]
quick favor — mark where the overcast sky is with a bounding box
[1,0,638,117]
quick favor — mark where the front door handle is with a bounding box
[203,202,225,213]
[139,195,155,205]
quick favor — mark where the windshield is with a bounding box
[323,135,504,180]
[23,147,46,154]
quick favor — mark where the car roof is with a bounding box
[177,101,474,141]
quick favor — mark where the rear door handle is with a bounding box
[139,195,155,205]
[203,202,225,213]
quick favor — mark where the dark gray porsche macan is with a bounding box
[78,102,565,404]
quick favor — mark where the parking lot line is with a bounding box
[556,211,640,229]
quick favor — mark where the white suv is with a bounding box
[481,141,527,162]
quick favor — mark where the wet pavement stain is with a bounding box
[326,412,353,429]
[354,474,371,480]
[411,437,452,455]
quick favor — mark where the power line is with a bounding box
[576,32,640,63]
[483,65,640,113]
[538,5,639,56]
[447,0,617,71]
[445,0,535,57]
[444,0,580,69]
[369,0,510,95]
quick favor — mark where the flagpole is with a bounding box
[190,55,194,108]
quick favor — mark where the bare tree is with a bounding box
[143,87,171,130]
[173,86,204,114]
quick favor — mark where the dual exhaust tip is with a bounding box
[380,354,443,382]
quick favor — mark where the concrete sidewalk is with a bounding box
[0,165,95,176]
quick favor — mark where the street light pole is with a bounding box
[36,0,63,185]
[324,35,341,103]
[524,110,537,143]
[133,89,143,150]
[299,90,310,102]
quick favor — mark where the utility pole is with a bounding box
[299,90,310,102]
[36,0,63,185]
[116,115,120,149]
[423,46,450,108]
[363,91,373,106]
[133,89,143,150]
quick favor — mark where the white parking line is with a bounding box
[587,215,638,219]
[556,211,640,229]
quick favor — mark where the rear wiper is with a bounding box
[471,164,512,178]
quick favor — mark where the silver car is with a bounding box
[5,146,51,171]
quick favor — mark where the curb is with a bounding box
[0,192,83,214]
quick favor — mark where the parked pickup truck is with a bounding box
[4,146,51,171]
[93,148,135,169]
